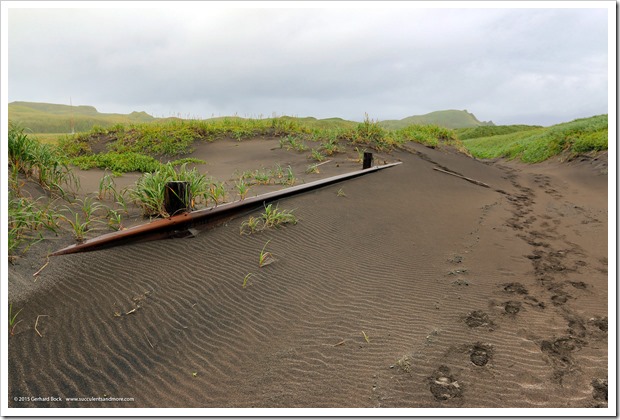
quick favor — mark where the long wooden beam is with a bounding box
[50,161,402,256]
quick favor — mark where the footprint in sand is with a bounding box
[428,366,462,401]
[469,343,493,367]
[464,310,495,330]
[503,301,522,315]
[501,282,529,295]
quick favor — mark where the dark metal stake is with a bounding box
[164,181,191,216]
[363,152,374,169]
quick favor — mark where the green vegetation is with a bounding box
[8,193,60,258]
[379,109,495,130]
[261,203,298,229]
[456,124,542,140]
[242,273,254,288]
[9,304,23,336]
[463,115,608,163]
[9,123,77,195]
[240,204,297,235]
[130,163,211,217]
[258,240,275,268]
[9,101,155,133]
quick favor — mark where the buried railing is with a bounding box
[51,154,401,256]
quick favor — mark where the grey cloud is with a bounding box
[7,5,609,125]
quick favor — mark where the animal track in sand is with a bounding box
[502,282,529,295]
[464,310,495,330]
[469,343,493,367]
[503,301,522,315]
[591,377,608,403]
[428,365,462,401]
[540,336,584,383]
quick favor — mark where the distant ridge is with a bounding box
[378,109,495,129]
[8,101,155,133]
[8,101,493,134]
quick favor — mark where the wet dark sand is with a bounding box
[7,138,609,411]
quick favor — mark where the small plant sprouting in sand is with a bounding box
[310,149,326,162]
[282,166,296,186]
[354,147,367,163]
[258,240,275,268]
[209,181,226,206]
[60,213,91,243]
[306,163,320,174]
[235,178,250,201]
[240,216,263,235]
[320,139,342,156]
[362,330,370,343]
[98,173,116,201]
[252,169,271,185]
[107,209,124,231]
[280,135,308,152]
[242,273,253,288]
[9,304,23,336]
[76,196,105,220]
[337,188,346,197]
[261,203,297,229]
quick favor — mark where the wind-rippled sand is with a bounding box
[8,141,608,410]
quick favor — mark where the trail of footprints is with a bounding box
[414,166,607,405]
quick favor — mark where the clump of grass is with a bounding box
[240,203,298,235]
[310,149,326,162]
[240,216,262,235]
[281,166,296,186]
[208,181,226,206]
[9,122,78,196]
[261,203,297,229]
[279,135,308,152]
[59,212,91,243]
[130,163,210,217]
[235,178,250,200]
[8,192,60,259]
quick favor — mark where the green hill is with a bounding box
[379,109,494,130]
[8,101,156,133]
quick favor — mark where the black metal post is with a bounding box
[363,152,373,169]
[164,181,191,216]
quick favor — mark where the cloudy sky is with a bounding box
[5,2,611,126]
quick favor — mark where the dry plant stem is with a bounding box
[35,315,49,337]
[314,159,332,167]
[362,331,370,343]
[33,255,50,278]
[333,340,346,347]
[144,332,154,348]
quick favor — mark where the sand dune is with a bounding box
[7,139,608,410]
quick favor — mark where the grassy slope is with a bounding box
[379,109,494,130]
[463,115,608,163]
[9,101,156,133]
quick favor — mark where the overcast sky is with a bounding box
[6,2,611,126]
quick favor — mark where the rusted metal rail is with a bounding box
[50,161,402,256]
